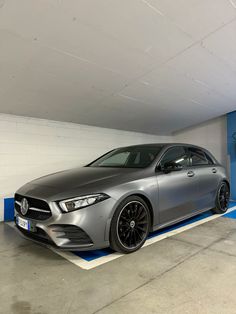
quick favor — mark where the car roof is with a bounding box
[118,143,218,164]
[119,143,206,150]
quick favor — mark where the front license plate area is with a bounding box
[16,216,30,230]
[16,216,36,232]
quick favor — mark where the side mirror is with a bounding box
[162,162,183,173]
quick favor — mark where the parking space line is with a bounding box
[7,205,236,270]
[51,248,123,270]
[51,205,236,270]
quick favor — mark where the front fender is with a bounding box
[104,179,159,240]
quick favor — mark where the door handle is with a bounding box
[187,171,195,177]
[212,168,217,174]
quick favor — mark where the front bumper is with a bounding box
[15,197,117,251]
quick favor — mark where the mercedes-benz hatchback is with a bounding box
[15,143,230,253]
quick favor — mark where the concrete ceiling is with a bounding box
[1,0,236,135]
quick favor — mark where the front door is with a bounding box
[157,146,200,224]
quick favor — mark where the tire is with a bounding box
[212,181,230,214]
[110,196,151,254]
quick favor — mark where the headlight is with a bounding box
[58,193,110,212]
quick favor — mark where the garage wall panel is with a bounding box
[173,116,227,167]
[0,114,171,221]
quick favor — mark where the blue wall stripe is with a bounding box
[227,111,236,200]
[4,197,15,221]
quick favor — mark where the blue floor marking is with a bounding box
[72,202,236,262]
[228,201,236,208]
[223,210,236,219]
[223,201,236,219]
[73,248,114,261]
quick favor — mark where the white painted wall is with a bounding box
[0,114,171,221]
[173,115,227,167]
[0,112,228,222]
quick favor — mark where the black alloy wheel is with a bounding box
[212,182,230,214]
[110,196,151,253]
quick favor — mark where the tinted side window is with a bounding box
[188,147,210,166]
[159,146,189,169]
[205,152,214,165]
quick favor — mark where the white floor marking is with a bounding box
[7,206,236,270]
[51,248,124,270]
[50,206,236,270]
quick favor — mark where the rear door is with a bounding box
[157,146,200,224]
[187,147,219,210]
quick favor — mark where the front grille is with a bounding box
[50,225,93,245]
[15,194,52,220]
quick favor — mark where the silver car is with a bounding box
[15,143,230,253]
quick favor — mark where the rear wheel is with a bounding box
[110,196,151,254]
[212,181,230,214]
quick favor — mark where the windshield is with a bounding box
[88,146,163,168]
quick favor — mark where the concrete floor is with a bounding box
[1,216,236,314]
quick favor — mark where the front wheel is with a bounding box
[212,182,230,214]
[110,196,151,254]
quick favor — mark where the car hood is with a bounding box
[17,167,140,200]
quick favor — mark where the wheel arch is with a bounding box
[108,193,154,253]
[212,178,231,214]
[222,179,230,190]
[105,192,155,242]
[130,193,154,228]
[215,178,230,198]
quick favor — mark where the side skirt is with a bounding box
[152,206,214,232]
